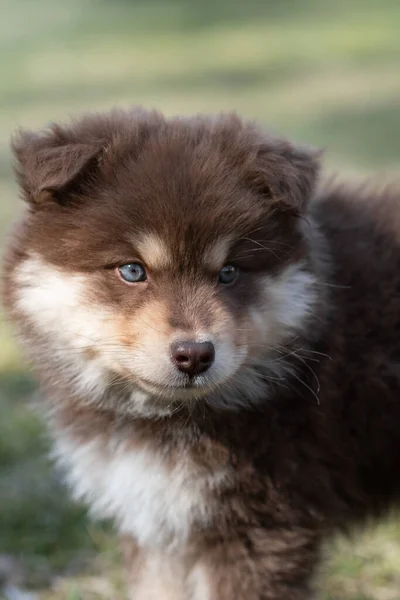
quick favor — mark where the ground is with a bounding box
[1,0,400,598]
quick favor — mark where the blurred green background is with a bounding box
[1,0,400,598]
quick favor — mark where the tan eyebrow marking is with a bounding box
[134,234,172,270]
[203,236,233,270]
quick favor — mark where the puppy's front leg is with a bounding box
[188,527,320,600]
[121,535,187,600]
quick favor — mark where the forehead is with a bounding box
[27,127,283,269]
[133,232,234,272]
[102,132,265,230]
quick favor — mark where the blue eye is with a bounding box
[118,263,147,283]
[218,265,238,285]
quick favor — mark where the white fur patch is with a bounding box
[54,431,231,550]
[15,255,108,397]
[267,262,318,336]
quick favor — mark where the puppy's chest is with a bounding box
[54,431,232,548]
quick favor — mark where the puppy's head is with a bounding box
[4,109,321,415]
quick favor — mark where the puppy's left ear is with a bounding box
[250,138,322,214]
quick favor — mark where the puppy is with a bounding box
[3,108,400,599]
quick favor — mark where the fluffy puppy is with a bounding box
[3,108,400,599]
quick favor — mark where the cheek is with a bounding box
[245,307,273,358]
[242,280,292,357]
[14,256,114,352]
[13,256,126,395]
[245,264,318,356]
[230,277,286,359]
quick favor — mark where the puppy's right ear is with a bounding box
[11,124,105,207]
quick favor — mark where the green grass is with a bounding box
[1,0,400,597]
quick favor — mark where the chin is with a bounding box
[133,375,223,402]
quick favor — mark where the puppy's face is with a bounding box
[4,111,320,414]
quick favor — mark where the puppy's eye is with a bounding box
[118,263,147,283]
[218,265,238,285]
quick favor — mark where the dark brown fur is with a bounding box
[3,108,400,599]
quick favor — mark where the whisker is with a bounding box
[315,281,352,290]
[241,237,282,262]
[290,352,320,394]
[290,371,320,405]
[300,347,332,361]
[239,229,293,248]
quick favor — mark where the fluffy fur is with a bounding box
[3,107,400,599]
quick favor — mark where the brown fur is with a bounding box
[3,108,400,599]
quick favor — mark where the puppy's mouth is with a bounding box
[134,375,216,399]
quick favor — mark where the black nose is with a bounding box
[171,341,215,376]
